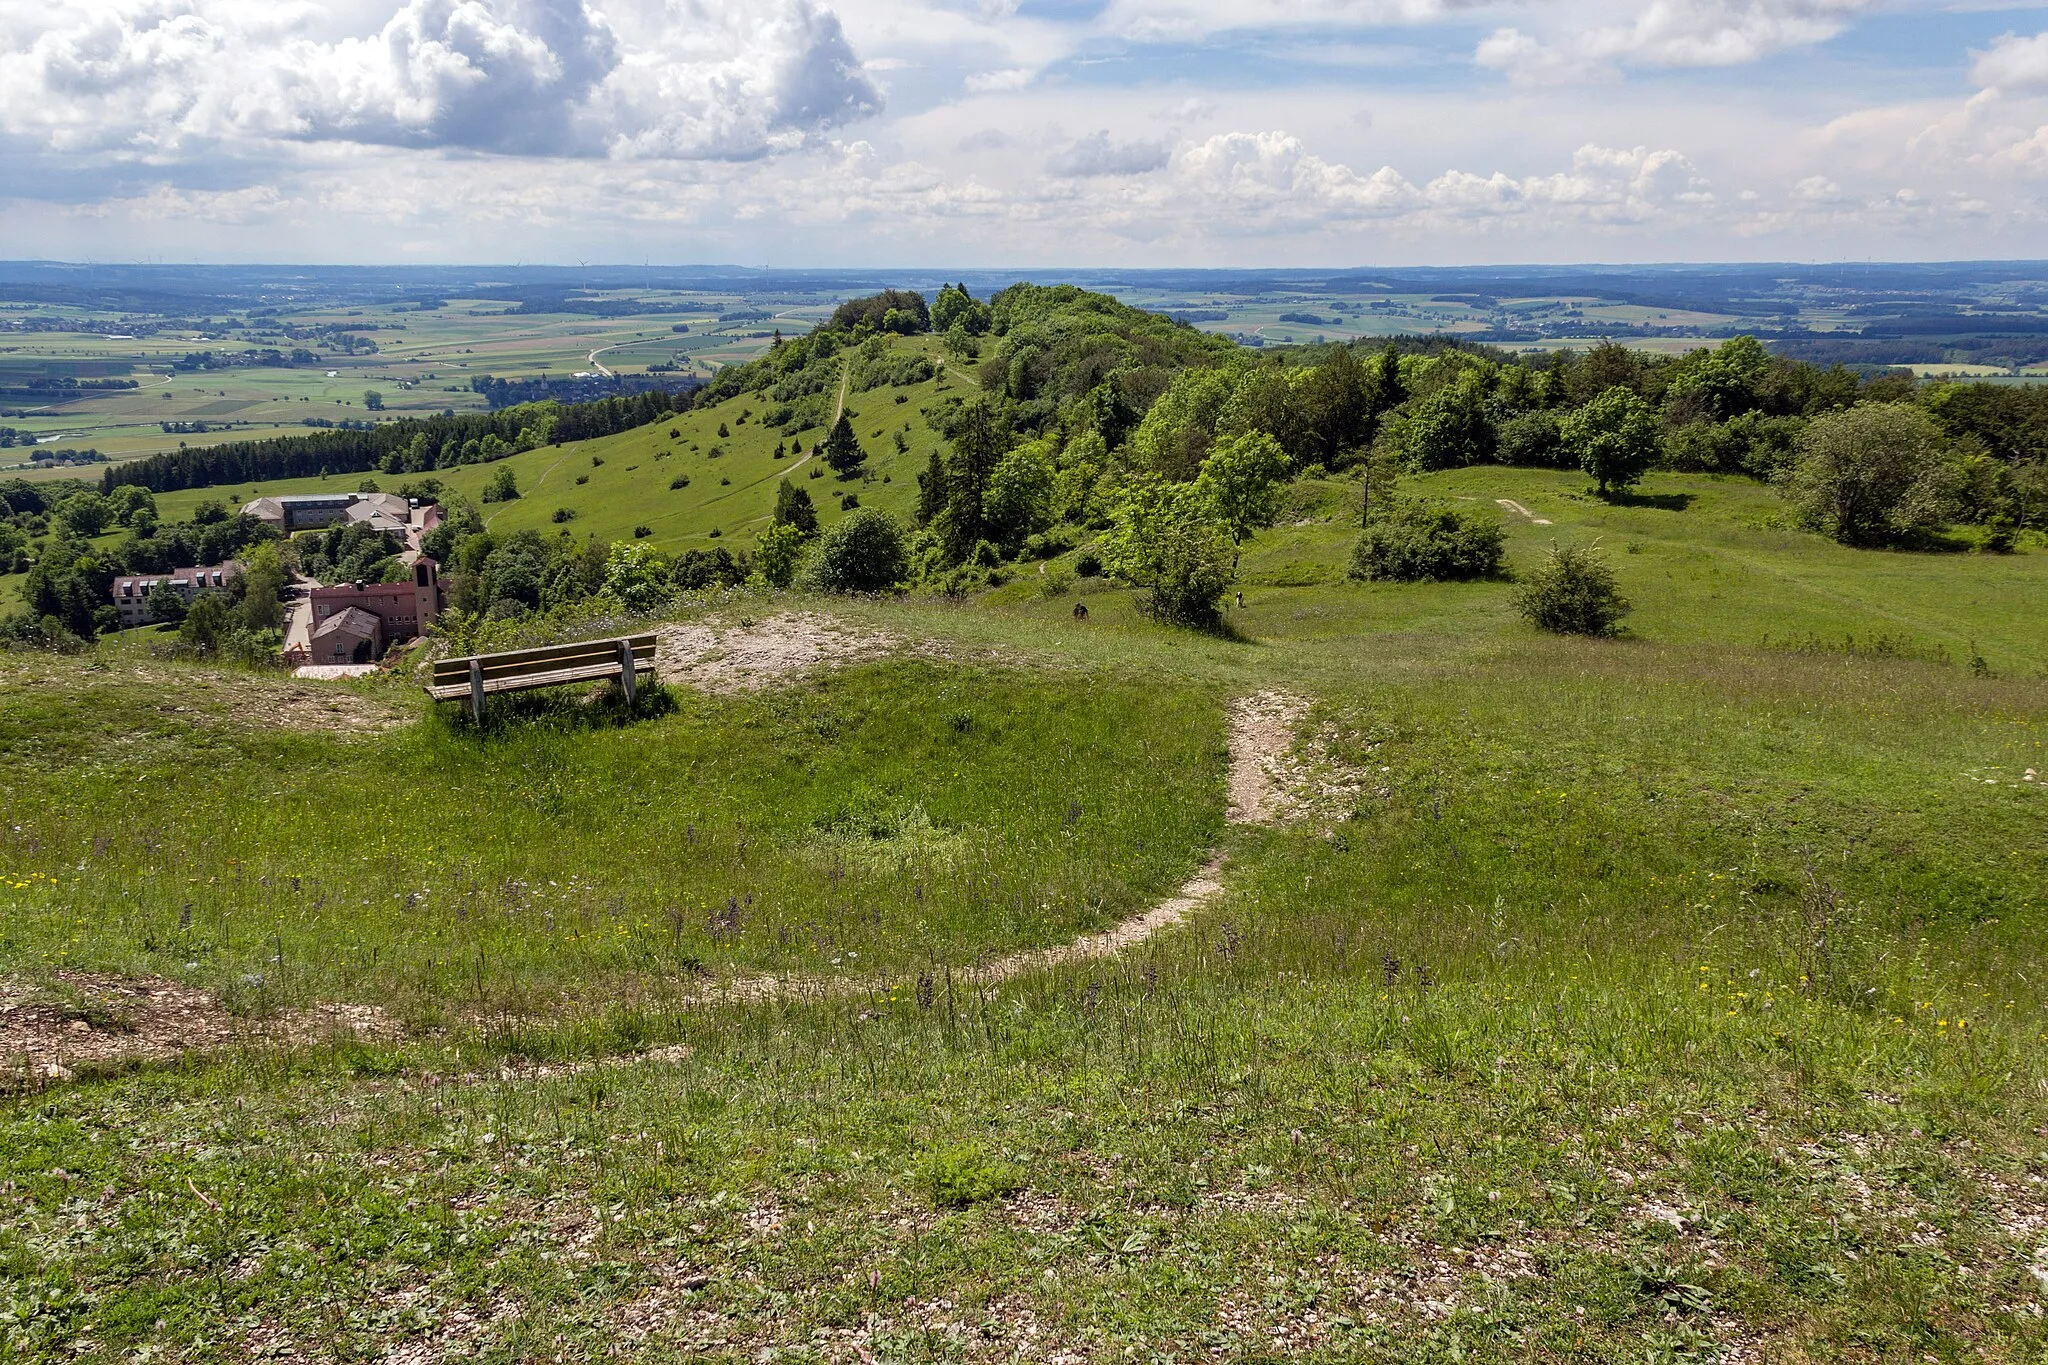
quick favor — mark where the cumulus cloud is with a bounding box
[1047,131,1169,177]
[1973,31,2048,93]
[0,0,880,164]
[1476,0,1874,85]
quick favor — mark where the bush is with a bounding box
[1781,403,1962,546]
[551,507,576,523]
[917,1143,1023,1209]
[810,507,908,593]
[670,475,690,490]
[1074,548,1103,577]
[1512,543,1630,636]
[1350,500,1505,582]
[633,525,652,539]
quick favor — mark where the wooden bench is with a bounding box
[428,634,657,721]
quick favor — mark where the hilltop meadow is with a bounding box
[2,283,2047,1362]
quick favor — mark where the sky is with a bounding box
[5,0,2048,267]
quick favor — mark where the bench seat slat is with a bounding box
[427,659,658,701]
[431,636,655,685]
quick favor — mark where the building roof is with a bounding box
[113,562,243,591]
[310,606,380,642]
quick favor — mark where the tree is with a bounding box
[931,283,991,336]
[1563,386,1661,497]
[482,466,520,503]
[143,578,187,625]
[1100,480,1237,629]
[363,390,385,411]
[1298,345,1372,463]
[1194,432,1290,562]
[1782,403,1962,546]
[937,396,1011,560]
[1387,372,1495,471]
[108,485,156,526]
[1369,344,1407,413]
[179,591,238,652]
[1127,367,1239,480]
[192,499,228,526]
[772,479,818,535]
[810,508,908,593]
[822,414,865,476]
[239,542,287,631]
[600,541,673,611]
[756,522,807,588]
[982,442,1056,548]
[1512,543,1630,635]
[58,492,114,538]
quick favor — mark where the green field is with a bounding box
[5,427,2048,1359]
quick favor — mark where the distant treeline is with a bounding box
[103,389,697,494]
[468,373,699,409]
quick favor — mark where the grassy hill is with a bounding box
[151,337,964,555]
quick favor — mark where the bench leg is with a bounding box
[618,639,636,706]
[469,658,485,724]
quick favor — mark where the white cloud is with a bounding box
[1973,31,2048,93]
[1047,131,1169,177]
[1476,0,1876,85]
[0,0,880,163]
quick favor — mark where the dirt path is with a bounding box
[702,688,1311,1004]
[7,683,1313,1083]
[1496,498,1552,526]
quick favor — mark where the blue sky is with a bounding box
[4,0,2048,266]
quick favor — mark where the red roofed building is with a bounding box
[305,557,443,662]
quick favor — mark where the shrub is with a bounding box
[1512,543,1630,636]
[1074,548,1103,577]
[551,507,576,523]
[1350,500,1505,582]
[633,525,652,539]
[918,1143,1023,1209]
[670,475,690,490]
[1781,403,1962,546]
[575,474,589,486]
[810,507,908,593]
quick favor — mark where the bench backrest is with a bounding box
[431,634,657,689]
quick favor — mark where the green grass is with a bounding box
[3,466,2048,1360]
[152,340,965,554]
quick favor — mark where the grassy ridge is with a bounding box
[148,339,965,553]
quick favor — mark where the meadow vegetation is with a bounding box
[2,284,2047,1360]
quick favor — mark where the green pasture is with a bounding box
[2,549,2047,1357]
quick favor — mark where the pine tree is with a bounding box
[772,479,818,535]
[823,414,865,476]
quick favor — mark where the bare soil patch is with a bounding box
[1226,690,1313,824]
[1,971,400,1088]
[654,612,942,693]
